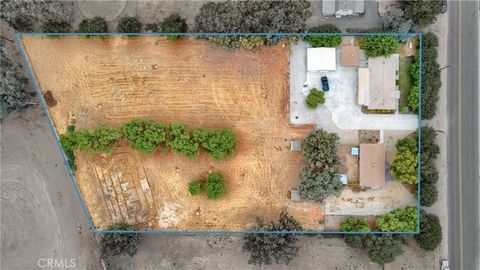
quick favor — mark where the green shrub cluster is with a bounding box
[123,119,168,154]
[376,206,418,232]
[194,128,236,160]
[390,137,418,184]
[40,20,71,33]
[59,125,78,171]
[305,24,342,47]
[360,35,399,58]
[116,16,142,33]
[305,88,325,109]
[188,172,227,199]
[77,16,108,33]
[169,123,201,158]
[415,210,442,251]
[417,126,440,207]
[340,217,371,232]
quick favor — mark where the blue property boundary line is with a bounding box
[15,32,422,235]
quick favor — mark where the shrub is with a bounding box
[415,210,442,251]
[381,8,412,40]
[59,125,78,171]
[360,35,399,58]
[78,16,108,33]
[188,180,203,196]
[305,24,342,47]
[239,36,266,51]
[205,172,226,199]
[408,86,419,112]
[305,88,325,109]
[75,127,122,154]
[419,179,438,207]
[99,223,142,260]
[169,123,200,158]
[40,20,70,33]
[376,206,418,232]
[340,217,371,232]
[243,211,302,266]
[419,33,441,120]
[302,129,340,172]
[403,0,442,27]
[194,128,236,160]
[418,126,440,163]
[299,169,343,202]
[116,16,142,33]
[363,235,405,264]
[390,137,418,184]
[123,119,168,154]
[159,13,188,40]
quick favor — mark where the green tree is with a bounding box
[59,125,78,171]
[123,119,168,154]
[78,16,108,33]
[376,206,418,232]
[415,210,442,251]
[99,223,142,260]
[340,217,371,232]
[188,180,203,196]
[194,128,236,160]
[302,129,340,172]
[360,35,399,58]
[390,137,418,184]
[305,24,342,47]
[75,127,122,154]
[418,126,440,163]
[381,8,412,40]
[116,16,142,33]
[419,33,441,120]
[40,20,70,33]
[419,179,438,207]
[159,13,188,40]
[1,52,31,118]
[408,86,419,112]
[205,172,226,199]
[243,211,302,266]
[403,0,442,27]
[363,235,405,264]
[169,123,200,158]
[305,88,325,109]
[299,169,343,202]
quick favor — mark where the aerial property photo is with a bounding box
[17,32,422,233]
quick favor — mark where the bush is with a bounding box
[360,35,399,58]
[205,172,226,199]
[169,123,200,158]
[340,217,371,232]
[381,8,412,40]
[75,127,122,154]
[194,0,311,48]
[99,223,142,260]
[145,23,159,32]
[415,210,442,251]
[408,86,419,112]
[390,137,418,184]
[419,179,438,207]
[123,119,168,154]
[403,0,442,27]
[159,13,188,40]
[243,211,302,266]
[188,180,203,196]
[305,88,325,109]
[194,128,236,160]
[376,206,418,232]
[40,20,70,33]
[419,33,441,120]
[116,16,142,33]
[239,36,266,51]
[418,126,440,163]
[302,129,340,172]
[299,169,343,202]
[305,24,342,47]
[363,235,405,264]
[78,16,108,33]
[1,52,31,118]
[59,125,78,171]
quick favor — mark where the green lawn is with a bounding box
[398,58,413,111]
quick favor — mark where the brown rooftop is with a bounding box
[359,143,385,188]
[341,45,360,67]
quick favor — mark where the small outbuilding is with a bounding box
[359,143,385,188]
[307,47,337,71]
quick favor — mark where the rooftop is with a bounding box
[366,55,400,110]
[359,143,385,188]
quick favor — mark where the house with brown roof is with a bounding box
[359,143,385,189]
[357,55,400,110]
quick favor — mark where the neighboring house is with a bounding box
[359,143,385,189]
[358,55,400,110]
[322,0,365,17]
[307,47,337,71]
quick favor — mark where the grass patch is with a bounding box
[398,58,413,111]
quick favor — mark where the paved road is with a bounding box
[447,1,479,270]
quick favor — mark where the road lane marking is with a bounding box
[457,3,463,270]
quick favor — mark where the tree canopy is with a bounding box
[205,172,227,199]
[360,35,399,58]
[302,129,340,172]
[116,16,142,33]
[78,16,108,33]
[340,217,371,232]
[305,88,325,109]
[243,211,302,266]
[381,8,412,38]
[376,206,418,232]
[299,169,343,202]
[40,20,70,33]
[159,13,188,40]
[390,137,418,184]
[403,0,442,27]
[194,128,236,160]
[305,24,342,47]
[1,51,31,118]
[99,223,142,260]
[415,210,442,251]
[123,119,168,154]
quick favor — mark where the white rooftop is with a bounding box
[307,47,337,71]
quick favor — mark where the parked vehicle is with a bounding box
[321,76,329,91]
[440,259,449,270]
[441,0,448,13]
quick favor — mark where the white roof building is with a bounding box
[307,47,337,71]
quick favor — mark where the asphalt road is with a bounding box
[447,1,480,270]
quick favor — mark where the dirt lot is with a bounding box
[20,36,322,231]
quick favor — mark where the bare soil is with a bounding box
[20,36,321,231]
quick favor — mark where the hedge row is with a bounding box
[59,119,236,171]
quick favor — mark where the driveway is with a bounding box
[290,41,418,131]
